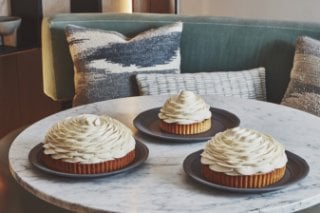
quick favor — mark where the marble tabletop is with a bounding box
[8,95,320,213]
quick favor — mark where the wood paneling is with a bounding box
[149,0,172,13]
[0,54,21,137]
[134,0,175,13]
[134,0,150,12]
[17,49,60,126]
[0,49,60,138]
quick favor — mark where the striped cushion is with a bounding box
[65,22,182,106]
[136,67,266,100]
[281,36,320,116]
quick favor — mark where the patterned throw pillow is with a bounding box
[281,36,320,116]
[136,67,266,100]
[65,22,183,106]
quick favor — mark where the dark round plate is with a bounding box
[133,107,240,142]
[183,150,309,193]
[29,140,149,178]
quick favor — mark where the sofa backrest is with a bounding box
[42,13,320,103]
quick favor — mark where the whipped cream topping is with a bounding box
[201,127,287,176]
[43,114,135,164]
[158,90,212,124]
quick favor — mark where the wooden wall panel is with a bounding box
[0,54,21,137]
[0,49,60,139]
[17,48,60,126]
[134,0,150,12]
[134,0,175,13]
[149,0,171,13]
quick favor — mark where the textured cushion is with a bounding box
[281,36,320,116]
[136,67,266,100]
[65,22,183,106]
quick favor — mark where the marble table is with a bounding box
[8,95,320,213]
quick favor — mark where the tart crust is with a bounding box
[41,150,136,174]
[160,119,211,135]
[201,165,286,188]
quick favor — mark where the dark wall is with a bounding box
[10,0,103,48]
[70,0,102,12]
[11,0,43,47]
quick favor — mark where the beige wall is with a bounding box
[179,0,320,22]
[0,0,132,16]
[42,0,70,17]
[0,0,10,16]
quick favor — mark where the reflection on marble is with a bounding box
[8,96,320,213]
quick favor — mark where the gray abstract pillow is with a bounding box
[281,36,320,116]
[136,67,266,100]
[65,22,183,106]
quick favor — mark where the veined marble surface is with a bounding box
[8,95,320,213]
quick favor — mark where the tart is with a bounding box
[200,127,287,188]
[42,114,136,174]
[158,90,212,135]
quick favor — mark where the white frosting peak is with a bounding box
[43,114,135,164]
[201,127,287,176]
[158,90,212,124]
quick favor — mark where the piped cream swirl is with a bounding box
[158,90,212,124]
[43,114,135,164]
[201,127,287,176]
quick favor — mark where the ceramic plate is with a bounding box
[133,107,240,142]
[29,140,149,178]
[183,150,309,193]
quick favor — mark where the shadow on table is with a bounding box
[297,205,320,213]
